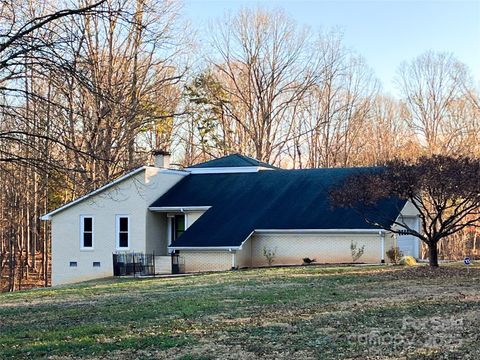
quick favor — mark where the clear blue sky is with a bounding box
[183,0,480,96]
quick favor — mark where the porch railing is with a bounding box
[113,252,174,276]
[112,252,155,276]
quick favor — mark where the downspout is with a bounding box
[380,231,385,263]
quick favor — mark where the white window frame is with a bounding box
[80,215,94,250]
[115,215,130,250]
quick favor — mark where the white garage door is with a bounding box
[397,217,420,258]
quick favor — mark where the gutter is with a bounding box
[169,228,386,252]
[254,229,386,234]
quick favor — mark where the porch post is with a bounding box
[167,215,173,247]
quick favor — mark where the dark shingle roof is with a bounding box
[188,153,278,169]
[150,167,406,248]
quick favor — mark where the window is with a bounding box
[116,215,130,249]
[172,215,185,241]
[93,262,101,267]
[70,261,77,267]
[80,216,94,249]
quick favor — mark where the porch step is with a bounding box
[155,256,172,274]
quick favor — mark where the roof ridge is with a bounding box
[188,153,277,169]
[237,153,264,166]
[232,153,259,166]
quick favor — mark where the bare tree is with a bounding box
[49,0,190,190]
[0,0,108,292]
[0,0,106,166]
[361,95,418,164]
[290,31,378,168]
[202,8,321,163]
[0,0,191,291]
[397,51,472,155]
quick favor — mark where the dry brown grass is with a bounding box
[1,264,479,359]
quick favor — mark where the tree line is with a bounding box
[1,1,479,290]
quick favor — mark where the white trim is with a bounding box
[149,206,211,212]
[185,166,261,174]
[115,215,130,250]
[254,229,385,234]
[238,230,255,250]
[80,215,94,251]
[41,167,189,220]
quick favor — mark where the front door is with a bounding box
[171,214,185,242]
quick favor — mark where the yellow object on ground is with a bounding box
[400,256,417,266]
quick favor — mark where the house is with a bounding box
[41,152,421,285]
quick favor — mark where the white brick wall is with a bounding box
[236,239,252,268]
[250,232,394,266]
[51,168,185,285]
[177,232,395,273]
[180,251,232,272]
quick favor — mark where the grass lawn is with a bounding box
[1,264,479,359]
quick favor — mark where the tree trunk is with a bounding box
[428,241,439,267]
